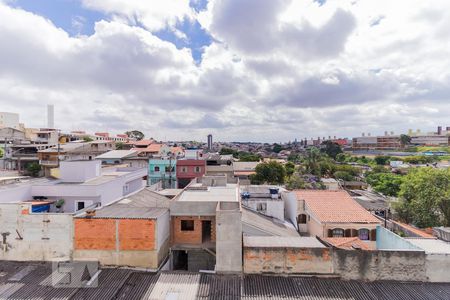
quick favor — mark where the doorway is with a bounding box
[202,220,212,243]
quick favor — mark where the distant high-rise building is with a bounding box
[207,134,213,150]
[47,104,54,129]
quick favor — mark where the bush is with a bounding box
[333,171,354,181]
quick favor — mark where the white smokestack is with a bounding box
[47,104,54,129]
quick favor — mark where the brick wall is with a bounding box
[171,216,216,245]
[74,218,156,251]
[119,219,155,250]
[74,219,116,250]
[244,247,333,274]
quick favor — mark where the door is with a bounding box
[202,221,212,243]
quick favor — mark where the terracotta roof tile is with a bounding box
[323,237,375,250]
[295,190,381,224]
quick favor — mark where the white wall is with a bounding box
[282,192,298,230]
[0,185,32,203]
[0,112,20,129]
[0,203,73,261]
[157,210,170,252]
[60,160,101,183]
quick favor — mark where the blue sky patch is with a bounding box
[11,0,104,36]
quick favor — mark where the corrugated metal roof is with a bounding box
[2,262,450,299]
[76,188,170,219]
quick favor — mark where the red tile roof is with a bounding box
[391,220,436,239]
[132,139,154,146]
[323,237,375,250]
[295,190,381,224]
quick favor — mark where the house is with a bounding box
[30,160,147,213]
[233,161,259,181]
[176,159,206,188]
[95,150,140,165]
[292,190,381,242]
[240,185,285,221]
[169,175,242,273]
[148,159,177,188]
[73,188,170,268]
[38,141,114,176]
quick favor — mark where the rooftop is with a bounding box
[95,150,139,159]
[176,183,238,203]
[244,236,325,248]
[406,238,450,254]
[242,208,299,237]
[295,190,381,224]
[323,237,375,250]
[76,188,170,219]
[1,261,449,300]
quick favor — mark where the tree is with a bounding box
[250,161,286,185]
[82,136,94,142]
[116,142,124,150]
[237,152,261,162]
[400,134,411,147]
[304,147,322,176]
[366,173,403,197]
[272,144,283,153]
[219,147,237,157]
[125,130,145,141]
[285,162,295,178]
[26,162,41,177]
[333,171,354,181]
[374,156,391,165]
[320,140,343,159]
[335,153,347,163]
[394,168,450,227]
[286,174,306,190]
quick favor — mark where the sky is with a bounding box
[0,0,449,142]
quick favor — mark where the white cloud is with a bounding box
[0,0,449,142]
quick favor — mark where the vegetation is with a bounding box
[219,148,261,162]
[320,140,343,159]
[284,162,295,178]
[82,136,94,142]
[374,155,391,165]
[400,134,411,146]
[25,162,41,177]
[394,168,450,227]
[366,172,403,197]
[250,161,286,185]
[125,130,145,141]
[115,142,125,150]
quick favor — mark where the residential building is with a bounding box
[38,140,114,176]
[25,160,147,213]
[0,112,20,129]
[291,190,381,242]
[176,159,206,188]
[73,188,170,268]
[95,150,140,165]
[169,176,242,273]
[321,178,340,190]
[184,148,203,159]
[148,159,177,188]
[233,161,259,181]
[240,185,285,220]
[203,153,234,182]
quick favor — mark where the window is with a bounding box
[359,228,370,240]
[298,214,307,224]
[332,228,344,237]
[77,201,85,211]
[165,166,174,172]
[256,202,267,212]
[181,220,194,231]
[154,166,160,172]
[194,166,201,173]
[181,167,188,173]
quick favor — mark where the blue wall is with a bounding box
[376,226,421,250]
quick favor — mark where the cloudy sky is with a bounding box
[0,0,449,142]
